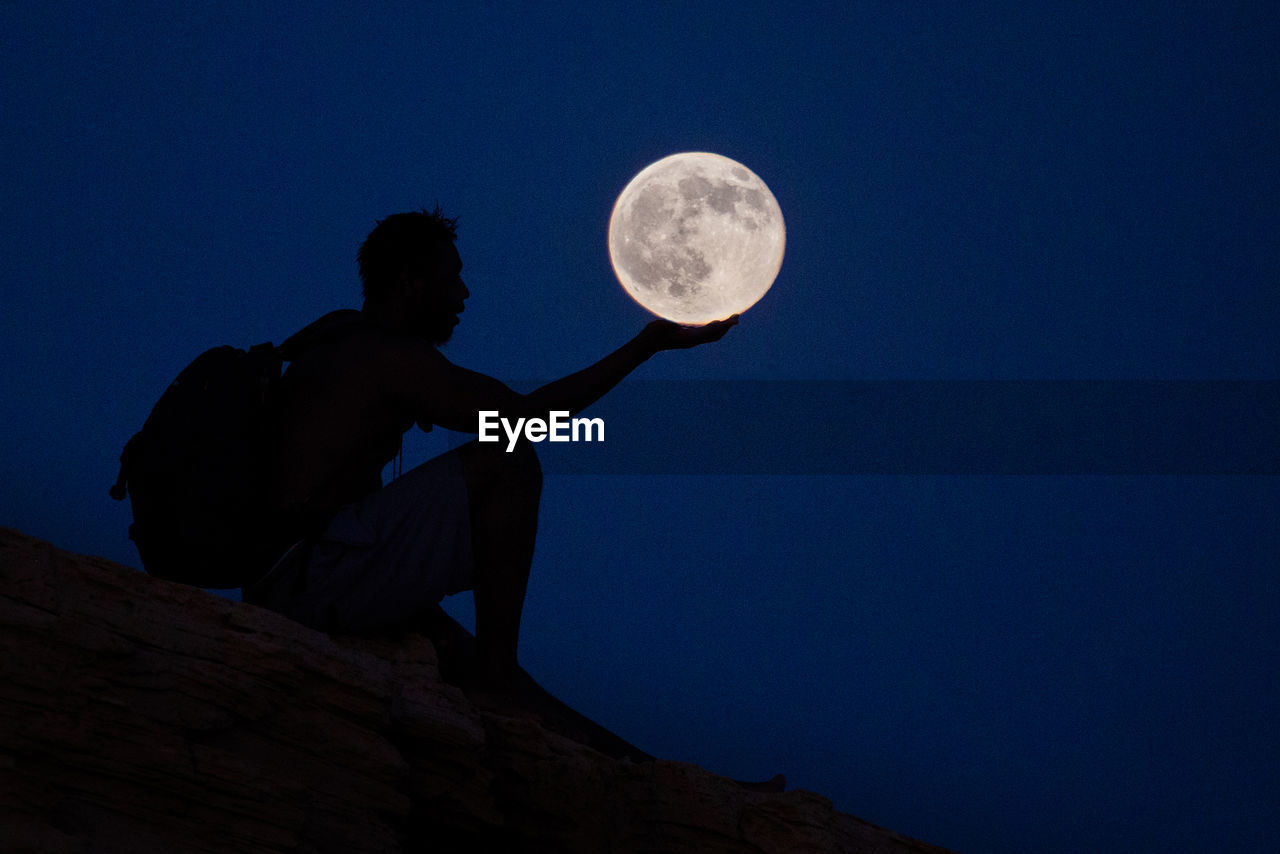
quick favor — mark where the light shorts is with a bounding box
[244,448,473,634]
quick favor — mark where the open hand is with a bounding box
[642,315,739,352]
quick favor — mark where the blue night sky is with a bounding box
[3,3,1278,852]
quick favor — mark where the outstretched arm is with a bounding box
[523,316,738,417]
[393,316,738,433]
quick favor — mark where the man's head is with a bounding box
[358,207,468,345]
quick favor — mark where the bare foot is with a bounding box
[732,773,787,794]
[462,684,540,719]
[459,668,541,720]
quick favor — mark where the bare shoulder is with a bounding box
[355,327,454,395]
[356,329,519,434]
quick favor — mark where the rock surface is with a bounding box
[0,526,957,853]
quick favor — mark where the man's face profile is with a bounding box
[405,240,468,346]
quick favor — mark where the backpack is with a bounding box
[110,310,363,588]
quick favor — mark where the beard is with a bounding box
[425,311,459,347]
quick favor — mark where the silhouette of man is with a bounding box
[244,208,735,700]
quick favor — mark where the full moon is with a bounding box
[608,152,785,325]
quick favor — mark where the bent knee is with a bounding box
[460,435,542,493]
[501,435,542,489]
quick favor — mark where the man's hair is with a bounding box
[357,206,458,301]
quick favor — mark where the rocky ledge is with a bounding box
[0,526,955,853]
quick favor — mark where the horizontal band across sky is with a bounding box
[445,381,1280,475]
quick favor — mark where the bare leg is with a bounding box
[456,437,542,694]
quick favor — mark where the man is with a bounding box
[244,208,735,700]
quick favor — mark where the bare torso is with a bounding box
[268,323,418,537]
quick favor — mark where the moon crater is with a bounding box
[608,152,785,324]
